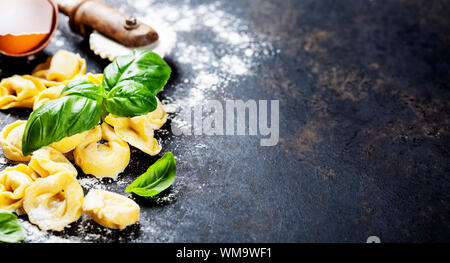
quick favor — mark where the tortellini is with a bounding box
[0,50,91,111]
[74,123,130,179]
[32,73,102,111]
[0,120,30,161]
[0,49,171,232]
[81,73,103,85]
[28,147,77,178]
[82,189,140,229]
[23,172,83,231]
[0,164,37,214]
[104,104,165,157]
[147,98,168,130]
[0,75,46,109]
[31,50,86,87]
[105,114,161,156]
[50,128,98,154]
[33,85,64,110]
[104,98,166,156]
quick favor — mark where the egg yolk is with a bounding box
[0,0,54,54]
[0,33,49,54]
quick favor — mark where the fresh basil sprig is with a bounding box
[102,50,171,95]
[103,80,158,117]
[125,152,176,197]
[61,79,105,100]
[22,93,102,156]
[0,210,24,243]
[22,50,171,156]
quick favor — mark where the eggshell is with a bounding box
[0,0,58,56]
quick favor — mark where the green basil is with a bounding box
[125,152,177,197]
[21,50,171,155]
[0,210,24,243]
[22,95,102,156]
[61,80,105,101]
[102,50,171,95]
[104,81,158,117]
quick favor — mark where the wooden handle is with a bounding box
[58,0,158,47]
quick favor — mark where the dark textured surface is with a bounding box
[0,0,449,242]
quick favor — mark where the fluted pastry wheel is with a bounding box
[89,17,176,61]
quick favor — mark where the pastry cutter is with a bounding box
[57,0,176,61]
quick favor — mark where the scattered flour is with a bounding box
[78,177,107,190]
[129,0,277,150]
[20,219,76,243]
[129,0,277,127]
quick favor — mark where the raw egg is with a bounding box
[0,0,58,56]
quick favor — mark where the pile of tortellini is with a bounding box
[0,50,167,231]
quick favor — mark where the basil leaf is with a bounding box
[102,53,134,92]
[125,152,176,197]
[22,95,102,156]
[61,80,105,100]
[102,50,171,95]
[104,81,158,117]
[0,210,24,243]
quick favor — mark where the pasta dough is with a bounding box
[32,73,102,111]
[105,98,165,156]
[105,113,161,156]
[0,50,173,232]
[0,164,37,214]
[0,120,30,161]
[0,75,46,109]
[33,73,103,111]
[50,128,97,154]
[74,123,130,179]
[31,50,86,87]
[33,85,64,110]
[146,98,168,130]
[82,73,103,85]
[23,172,83,231]
[0,49,168,232]
[104,100,165,156]
[82,189,140,229]
[28,147,77,178]
[0,50,98,111]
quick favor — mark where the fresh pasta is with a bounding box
[28,147,77,178]
[104,98,166,156]
[31,50,86,87]
[0,75,46,109]
[0,50,91,111]
[0,164,37,214]
[74,123,130,179]
[82,189,140,229]
[32,73,103,111]
[105,113,161,156]
[50,128,99,154]
[146,98,168,130]
[82,73,103,85]
[23,172,83,231]
[0,120,30,161]
[0,49,172,233]
[32,85,64,110]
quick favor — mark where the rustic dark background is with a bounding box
[0,0,449,242]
